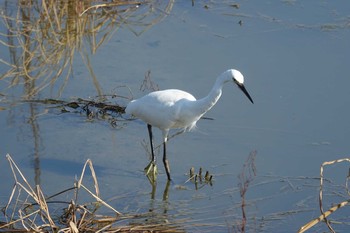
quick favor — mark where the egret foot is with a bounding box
[144,161,157,183]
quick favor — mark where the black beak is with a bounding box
[237,83,254,104]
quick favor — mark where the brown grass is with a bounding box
[233,150,257,233]
[0,0,174,98]
[298,158,350,233]
[0,154,185,232]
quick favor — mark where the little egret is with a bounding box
[125,69,253,181]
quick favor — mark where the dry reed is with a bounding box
[1,154,185,232]
[0,0,174,98]
[298,158,350,232]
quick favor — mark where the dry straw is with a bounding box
[1,154,121,232]
[0,0,174,98]
[0,154,185,232]
[298,158,350,233]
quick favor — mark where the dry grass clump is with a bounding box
[298,158,350,233]
[0,154,183,232]
[0,0,174,98]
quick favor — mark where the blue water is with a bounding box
[0,1,350,232]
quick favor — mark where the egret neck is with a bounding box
[188,71,231,118]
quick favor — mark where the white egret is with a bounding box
[125,69,253,180]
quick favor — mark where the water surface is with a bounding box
[0,1,350,232]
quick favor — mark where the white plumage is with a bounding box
[125,69,253,180]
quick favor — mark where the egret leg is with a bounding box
[147,124,155,162]
[145,124,157,181]
[163,136,171,181]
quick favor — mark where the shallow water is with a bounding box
[1,1,350,232]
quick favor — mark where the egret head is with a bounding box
[230,69,254,104]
